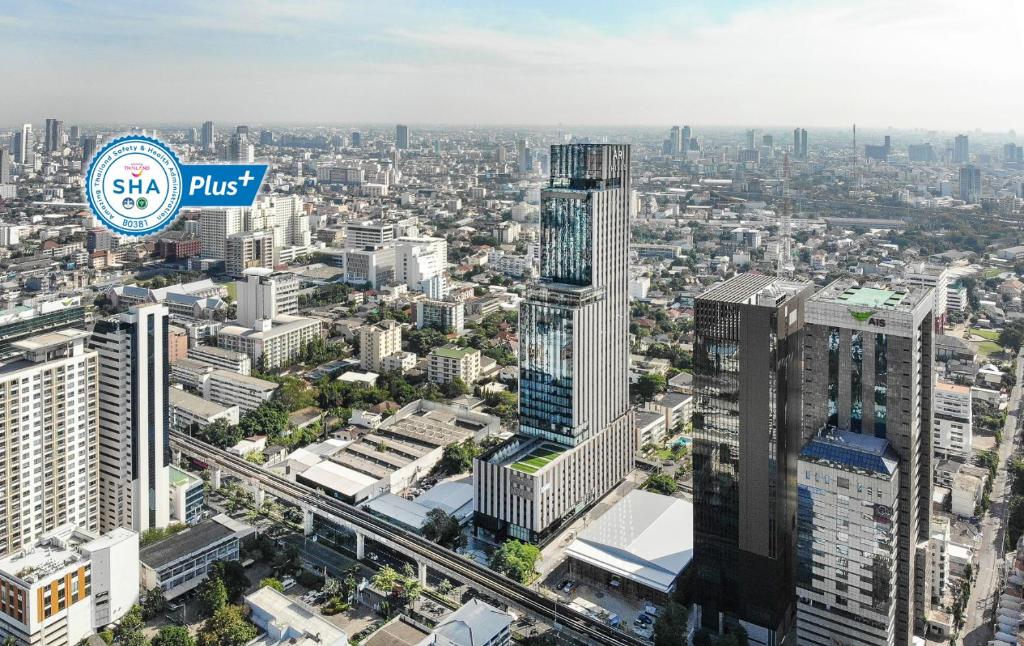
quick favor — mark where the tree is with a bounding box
[115,605,146,646]
[489,540,540,584]
[423,508,466,550]
[372,565,400,593]
[197,605,257,646]
[259,577,284,592]
[442,377,470,399]
[153,626,195,646]
[209,561,251,603]
[274,376,318,412]
[436,439,482,476]
[635,373,667,402]
[484,391,517,423]
[193,419,243,450]
[999,320,1024,351]
[405,328,448,356]
[644,473,678,495]
[198,576,228,616]
[141,586,168,619]
[237,402,289,440]
[653,602,689,646]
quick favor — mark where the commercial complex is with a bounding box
[474,144,637,544]
[691,275,813,643]
[800,281,935,645]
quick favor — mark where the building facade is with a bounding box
[691,275,813,644]
[932,382,972,461]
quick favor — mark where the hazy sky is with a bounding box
[2,0,1022,130]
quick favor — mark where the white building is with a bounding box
[905,262,949,329]
[0,526,138,646]
[246,586,347,646]
[395,236,447,296]
[796,429,900,646]
[169,387,240,431]
[225,230,274,278]
[187,345,252,375]
[235,269,300,328]
[0,330,99,556]
[199,207,245,260]
[359,319,403,372]
[90,304,171,534]
[203,370,279,414]
[216,315,323,370]
[416,299,464,333]
[428,345,481,385]
[933,382,972,461]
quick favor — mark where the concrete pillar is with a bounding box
[252,485,265,510]
[172,449,182,467]
[302,508,315,536]
[356,532,365,560]
[211,467,222,490]
[417,562,427,586]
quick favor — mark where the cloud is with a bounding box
[1,0,1022,129]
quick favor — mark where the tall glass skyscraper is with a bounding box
[474,144,636,544]
[692,275,814,645]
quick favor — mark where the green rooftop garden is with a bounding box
[510,443,566,474]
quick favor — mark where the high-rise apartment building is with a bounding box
[201,121,216,152]
[799,281,935,645]
[953,134,969,164]
[474,144,636,544]
[0,330,99,557]
[199,207,245,260]
[227,132,254,163]
[396,124,409,150]
[359,319,403,372]
[90,304,171,533]
[82,135,98,168]
[691,275,814,643]
[517,139,533,175]
[670,126,682,154]
[932,381,972,461]
[13,124,32,165]
[235,269,300,328]
[225,229,274,278]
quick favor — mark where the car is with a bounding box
[167,602,184,612]
[557,578,570,591]
[634,613,654,627]
[281,577,297,591]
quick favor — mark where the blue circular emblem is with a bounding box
[86,135,183,237]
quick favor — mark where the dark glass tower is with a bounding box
[692,275,813,644]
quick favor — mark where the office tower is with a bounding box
[188,127,199,144]
[44,118,64,152]
[351,131,362,147]
[396,124,409,149]
[793,128,800,158]
[800,129,808,159]
[69,125,80,144]
[82,135,98,168]
[797,429,900,645]
[682,125,692,151]
[953,134,969,164]
[201,120,215,151]
[908,143,936,163]
[475,144,636,543]
[517,139,533,174]
[225,230,274,278]
[235,269,300,327]
[799,281,935,645]
[0,330,100,557]
[227,132,254,163]
[959,165,981,203]
[762,133,774,152]
[359,319,402,372]
[90,304,171,533]
[236,125,249,136]
[259,130,274,146]
[853,123,857,158]
[199,207,245,260]
[13,124,32,164]
[670,125,682,154]
[0,149,10,184]
[745,129,756,150]
[692,275,814,642]
[496,144,507,164]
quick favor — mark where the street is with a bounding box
[961,352,1023,646]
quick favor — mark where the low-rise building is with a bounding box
[187,345,252,375]
[417,598,513,646]
[217,315,323,370]
[168,466,205,526]
[169,387,240,431]
[203,370,279,414]
[138,514,254,599]
[428,345,481,385]
[0,526,138,646]
[416,300,465,334]
[246,586,347,646]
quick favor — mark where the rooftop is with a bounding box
[810,279,929,313]
[432,345,478,360]
[698,274,811,307]
[800,428,899,477]
[169,387,237,419]
[139,514,252,569]
[422,598,514,646]
[565,489,693,593]
[246,586,347,646]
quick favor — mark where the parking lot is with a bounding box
[541,561,656,641]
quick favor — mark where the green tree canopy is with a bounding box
[489,540,540,584]
[422,508,466,550]
[197,605,257,646]
[153,626,195,646]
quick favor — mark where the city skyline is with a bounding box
[2,0,1021,129]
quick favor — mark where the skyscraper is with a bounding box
[0,149,11,184]
[201,120,216,152]
[475,144,635,543]
[0,330,100,557]
[82,135,98,169]
[800,129,808,159]
[692,275,814,642]
[799,281,935,645]
[682,125,692,151]
[90,304,171,533]
[13,124,32,165]
[959,164,982,203]
[670,125,682,154]
[227,132,254,163]
[351,131,362,147]
[953,134,969,164]
[396,124,409,149]
[44,118,64,152]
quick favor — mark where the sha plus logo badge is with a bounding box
[86,136,183,237]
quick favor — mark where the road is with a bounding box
[170,431,645,646]
[962,352,1022,645]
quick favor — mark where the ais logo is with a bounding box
[850,310,885,327]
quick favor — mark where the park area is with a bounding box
[511,444,566,474]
